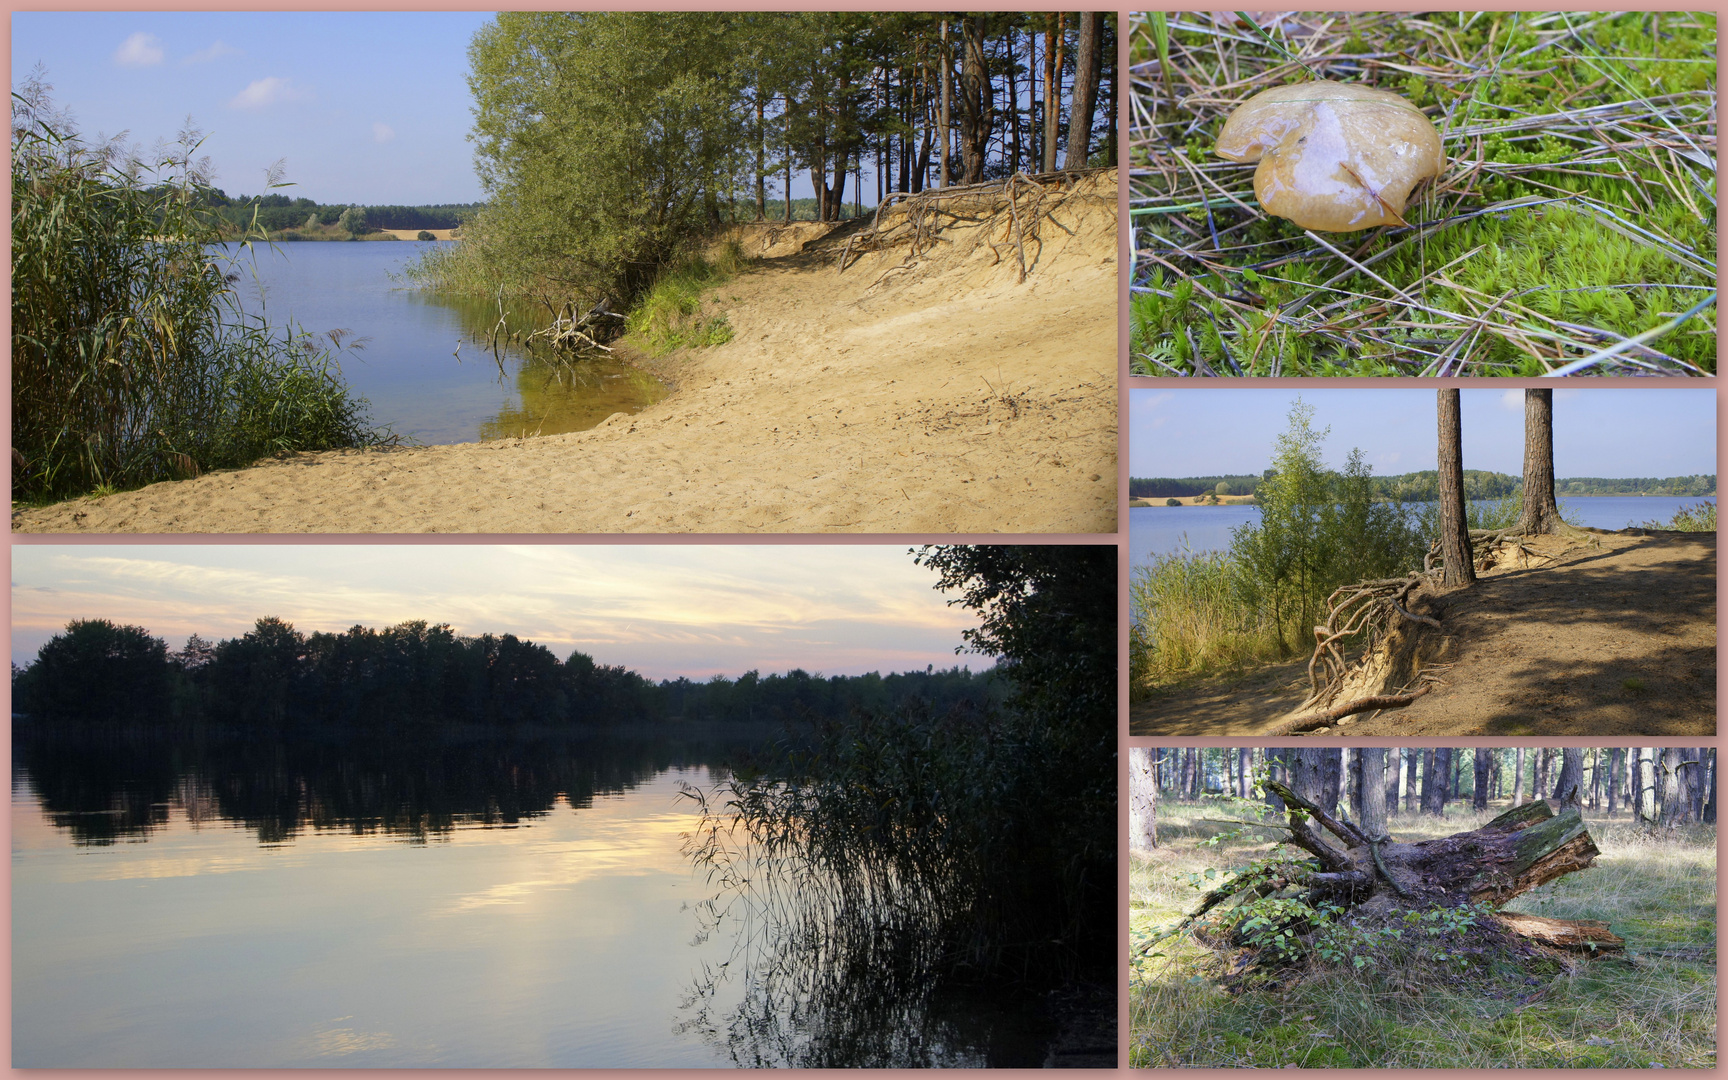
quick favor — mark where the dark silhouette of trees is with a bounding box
[13,620,171,724]
[14,617,1001,729]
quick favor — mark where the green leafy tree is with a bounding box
[336,205,368,236]
[1231,401,1422,651]
[465,12,750,299]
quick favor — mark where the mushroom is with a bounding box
[1214,80,1445,232]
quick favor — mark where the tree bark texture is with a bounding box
[1129,747,1157,851]
[1437,389,1477,586]
[1517,389,1565,534]
[1064,12,1101,169]
[1473,748,1491,811]
[1553,748,1584,809]
[1359,747,1388,842]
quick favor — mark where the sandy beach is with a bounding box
[14,173,1118,535]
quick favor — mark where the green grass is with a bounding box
[1129,11,1716,375]
[1132,799,1718,1068]
[623,242,747,356]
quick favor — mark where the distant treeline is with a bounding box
[1130,475,1263,498]
[12,618,1003,729]
[1134,472,1717,501]
[194,190,483,234]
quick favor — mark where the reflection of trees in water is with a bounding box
[12,723,760,846]
[408,291,666,440]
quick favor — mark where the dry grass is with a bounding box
[1132,796,1718,1068]
[1129,11,1717,376]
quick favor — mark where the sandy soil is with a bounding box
[15,175,1117,535]
[1130,530,1716,737]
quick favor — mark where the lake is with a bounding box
[1132,495,1717,566]
[226,242,665,445]
[12,725,1055,1068]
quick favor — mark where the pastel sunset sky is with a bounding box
[11,544,987,679]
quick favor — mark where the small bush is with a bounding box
[416,230,436,241]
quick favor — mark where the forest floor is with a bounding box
[12,172,1117,535]
[1131,529,1716,737]
[1131,800,1718,1068]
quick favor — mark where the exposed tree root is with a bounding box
[836,167,1106,283]
[1265,683,1433,737]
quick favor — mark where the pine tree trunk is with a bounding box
[1043,14,1063,173]
[1064,12,1101,169]
[1360,747,1388,842]
[1438,389,1476,586]
[1517,389,1565,534]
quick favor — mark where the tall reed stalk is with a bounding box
[11,79,379,503]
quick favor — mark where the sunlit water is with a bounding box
[11,728,1052,1068]
[225,242,665,445]
[1132,495,1716,566]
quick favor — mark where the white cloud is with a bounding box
[113,32,165,67]
[1499,389,1524,410]
[372,122,396,144]
[228,76,310,111]
[183,40,240,65]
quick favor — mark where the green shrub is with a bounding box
[10,80,379,503]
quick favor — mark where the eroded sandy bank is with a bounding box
[15,173,1118,535]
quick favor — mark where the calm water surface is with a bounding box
[12,728,1047,1068]
[1132,495,1717,566]
[230,242,665,445]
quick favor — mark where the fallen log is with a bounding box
[1148,785,1620,968]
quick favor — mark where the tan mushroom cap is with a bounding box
[1215,80,1445,232]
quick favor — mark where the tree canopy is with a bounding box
[454,12,1116,302]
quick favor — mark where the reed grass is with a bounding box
[682,703,1099,988]
[1636,500,1717,531]
[1132,798,1717,1068]
[11,80,380,503]
[1129,11,1717,376]
[1132,549,1292,686]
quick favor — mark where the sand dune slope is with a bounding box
[14,173,1118,535]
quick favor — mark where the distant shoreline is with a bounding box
[1131,492,1716,508]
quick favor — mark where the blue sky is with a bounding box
[11,545,982,678]
[12,12,874,208]
[1131,388,1717,478]
[14,12,493,205]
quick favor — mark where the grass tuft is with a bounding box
[624,242,748,356]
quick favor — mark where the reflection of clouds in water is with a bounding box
[433,807,696,917]
[309,1025,399,1057]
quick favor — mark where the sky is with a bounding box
[11,11,872,208]
[1130,388,1717,479]
[10,544,988,679]
[14,12,493,206]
